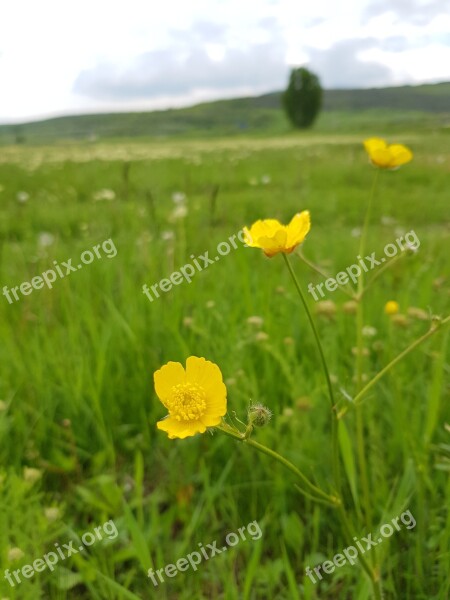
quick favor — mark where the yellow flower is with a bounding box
[154,356,227,439]
[364,138,413,169]
[243,211,310,258]
[384,300,399,315]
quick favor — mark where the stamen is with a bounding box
[166,383,207,421]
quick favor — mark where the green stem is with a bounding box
[216,423,339,506]
[297,250,354,298]
[282,253,341,500]
[355,168,379,537]
[358,252,404,299]
[282,253,336,410]
[353,317,449,408]
[358,169,379,263]
[337,505,383,599]
[338,316,450,419]
[356,299,372,532]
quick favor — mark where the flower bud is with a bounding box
[384,301,399,315]
[247,316,264,327]
[316,300,337,318]
[407,307,429,321]
[8,547,25,561]
[23,467,42,484]
[391,314,409,328]
[342,300,358,315]
[248,403,272,427]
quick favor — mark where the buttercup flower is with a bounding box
[364,138,413,169]
[243,211,310,257]
[154,356,227,439]
[384,301,399,315]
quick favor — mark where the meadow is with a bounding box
[0,128,449,599]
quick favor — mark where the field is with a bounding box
[0,127,449,599]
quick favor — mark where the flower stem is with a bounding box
[216,423,339,506]
[358,169,379,263]
[297,250,354,298]
[217,422,382,597]
[357,252,404,299]
[355,168,379,536]
[282,253,341,503]
[282,253,335,410]
[337,504,383,599]
[337,316,449,419]
[352,316,449,411]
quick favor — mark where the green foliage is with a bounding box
[282,67,323,129]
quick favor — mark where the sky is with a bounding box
[1,0,450,123]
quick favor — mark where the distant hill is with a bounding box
[1,82,449,144]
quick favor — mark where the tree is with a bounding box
[282,67,323,129]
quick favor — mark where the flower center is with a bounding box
[167,383,207,421]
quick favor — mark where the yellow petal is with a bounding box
[185,357,227,414]
[256,229,288,257]
[245,219,283,248]
[157,416,207,439]
[369,148,392,168]
[364,138,387,154]
[201,413,224,427]
[154,361,186,406]
[387,144,413,167]
[286,211,311,248]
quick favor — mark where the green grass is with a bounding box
[0,128,449,599]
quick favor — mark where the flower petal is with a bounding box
[157,416,207,439]
[364,138,387,154]
[286,211,310,248]
[369,148,392,168]
[154,361,186,407]
[201,413,224,427]
[245,219,283,248]
[387,144,413,167]
[186,357,227,409]
[257,229,288,257]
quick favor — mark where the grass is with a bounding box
[0,128,449,599]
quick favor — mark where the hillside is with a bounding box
[1,82,449,144]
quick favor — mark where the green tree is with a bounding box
[283,67,323,129]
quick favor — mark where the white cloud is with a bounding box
[0,0,448,122]
[307,39,393,88]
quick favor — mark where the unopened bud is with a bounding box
[342,300,358,315]
[391,314,409,328]
[248,403,272,427]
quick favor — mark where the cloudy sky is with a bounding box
[1,0,449,123]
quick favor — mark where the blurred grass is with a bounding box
[0,129,449,599]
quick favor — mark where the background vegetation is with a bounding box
[0,82,449,143]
